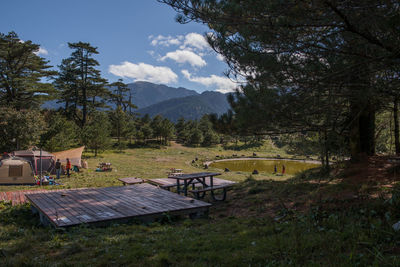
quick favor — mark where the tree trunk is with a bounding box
[394,97,400,154]
[82,86,87,128]
[349,101,375,160]
[324,131,330,171]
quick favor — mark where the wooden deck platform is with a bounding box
[0,189,58,206]
[25,183,211,227]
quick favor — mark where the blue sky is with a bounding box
[0,0,237,93]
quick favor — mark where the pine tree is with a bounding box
[175,117,189,143]
[109,79,137,112]
[0,32,55,109]
[160,118,175,145]
[109,106,129,148]
[55,42,108,128]
[81,111,111,157]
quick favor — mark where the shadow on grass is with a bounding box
[0,202,41,227]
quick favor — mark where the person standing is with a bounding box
[55,159,62,179]
[282,165,286,175]
[274,164,277,173]
[66,158,71,178]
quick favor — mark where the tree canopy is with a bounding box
[160,0,400,160]
[54,42,108,128]
[0,32,55,109]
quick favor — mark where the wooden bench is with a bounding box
[189,182,236,201]
[147,178,178,190]
[118,177,144,185]
[169,172,184,176]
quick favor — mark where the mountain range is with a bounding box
[43,81,231,121]
[136,91,231,122]
[128,81,198,109]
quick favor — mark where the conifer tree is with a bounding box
[0,32,55,109]
[109,79,136,112]
[81,111,111,157]
[55,42,108,128]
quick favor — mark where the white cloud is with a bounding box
[180,33,210,51]
[149,34,183,47]
[150,32,211,51]
[181,70,238,93]
[161,50,206,67]
[34,47,48,56]
[109,61,178,84]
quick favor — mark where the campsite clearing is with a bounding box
[1,144,400,266]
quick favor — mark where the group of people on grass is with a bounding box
[55,158,72,179]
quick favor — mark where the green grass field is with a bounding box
[0,142,399,266]
[0,140,289,192]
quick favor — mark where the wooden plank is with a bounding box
[40,190,107,225]
[126,184,209,210]
[30,196,73,227]
[27,190,84,226]
[125,186,209,216]
[26,193,80,227]
[72,187,154,221]
[147,178,177,187]
[70,188,134,219]
[108,186,187,212]
[74,186,172,222]
[43,189,100,226]
[61,189,123,224]
[95,186,164,215]
[47,188,124,224]
[100,185,208,215]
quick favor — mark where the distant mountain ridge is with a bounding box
[128,81,198,108]
[42,81,198,110]
[136,91,230,122]
[42,81,231,122]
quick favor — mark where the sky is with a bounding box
[0,0,238,93]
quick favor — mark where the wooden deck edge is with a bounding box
[25,196,58,228]
[34,205,210,228]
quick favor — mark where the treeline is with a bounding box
[0,31,225,155]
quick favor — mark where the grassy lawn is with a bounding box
[0,140,288,192]
[0,142,399,266]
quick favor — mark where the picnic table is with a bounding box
[168,172,233,201]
